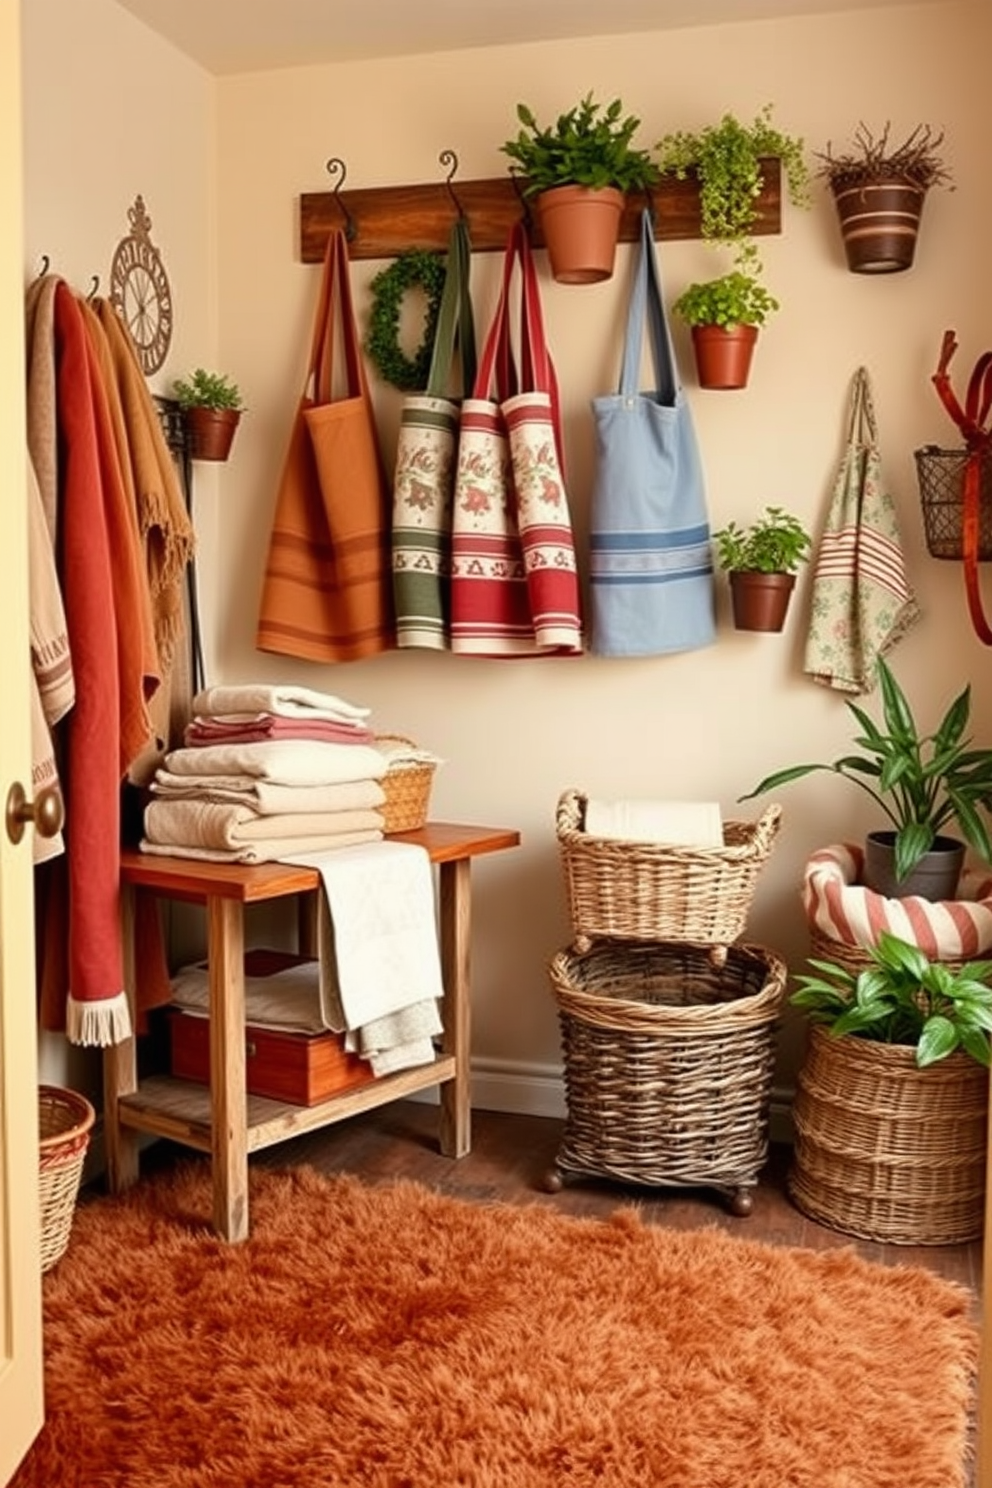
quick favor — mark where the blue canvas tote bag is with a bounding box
[589,210,716,656]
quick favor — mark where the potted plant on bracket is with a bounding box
[815,122,952,274]
[172,368,244,461]
[500,94,658,284]
[713,503,811,631]
[741,654,992,900]
[672,272,779,390]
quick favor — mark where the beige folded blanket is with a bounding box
[161,740,388,785]
[139,828,382,864]
[584,798,724,846]
[149,775,386,816]
[144,798,384,851]
[192,683,370,722]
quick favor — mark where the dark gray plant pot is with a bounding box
[863,830,964,901]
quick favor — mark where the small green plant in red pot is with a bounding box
[173,368,244,461]
[713,504,810,631]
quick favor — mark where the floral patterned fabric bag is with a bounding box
[391,219,476,650]
[450,221,583,657]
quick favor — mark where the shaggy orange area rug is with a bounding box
[14,1162,977,1488]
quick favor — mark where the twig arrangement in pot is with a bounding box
[712,505,812,632]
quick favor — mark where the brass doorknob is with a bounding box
[5,781,64,845]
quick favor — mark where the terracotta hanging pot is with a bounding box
[829,177,926,274]
[186,407,242,461]
[728,570,796,632]
[690,324,758,390]
[535,185,625,285]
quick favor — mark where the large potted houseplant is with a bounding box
[672,271,779,390]
[787,929,991,1244]
[713,504,811,631]
[741,654,992,899]
[500,94,658,284]
[172,368,244,461]
[815,122,952,274]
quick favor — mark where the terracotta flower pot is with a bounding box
[186,406,241,461]
[829,177,926,274]
[535,184,625,285]
[690,324,758,390]
[728,570,796,632]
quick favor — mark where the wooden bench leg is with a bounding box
[207,895,248,1242]
[438,858,471,1158]
[103,881,139,1192]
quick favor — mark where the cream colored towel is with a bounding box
[161,740,388,785]
[584,799,724,846]
[192,684,370,722]
[143,798,384,852]
[170,958,326,1034]
[139,829,382,865]
[149,775,386,816]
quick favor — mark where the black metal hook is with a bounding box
[36,254,50,278]
[325,156,357,242]
[508,170,533,236]
[439,149,466,222]
[87,274,100,301]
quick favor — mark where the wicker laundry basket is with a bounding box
[38,1085,95,1272]
[555,791,782,954]
[375,734,436,833]
[546,939,787,1213]
[789,1024,988,1245]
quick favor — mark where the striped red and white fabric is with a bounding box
[803,842,992,961]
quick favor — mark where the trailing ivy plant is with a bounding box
[500,95,659,197]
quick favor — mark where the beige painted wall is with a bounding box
[22,0,991,1115]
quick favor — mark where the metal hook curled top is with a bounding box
[439,148,466,222]
[87,274,100,301]
[37,254,50,279]
[325,156,357,242]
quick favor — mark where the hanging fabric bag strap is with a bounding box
[425,217,477,399]
[849,365,878,447]
[515,221,566,475]
[304,230,339,405]
[471,224,522,404]
[619,209,679,404]
[931,330,992,644]
[313,228,368,406]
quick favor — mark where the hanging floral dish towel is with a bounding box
[449,221,583,657]
[588,210,716,656]
[804,366,920,694]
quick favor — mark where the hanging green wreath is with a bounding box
[365,249,447,392]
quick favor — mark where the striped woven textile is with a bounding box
[803,843,992,960]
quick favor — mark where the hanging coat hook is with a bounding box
[325,156,357,242]
[439,149,466,222]
[508,170,533,236]
[36,254,50,278]
[87,274,100,301]
[643,184,659,233]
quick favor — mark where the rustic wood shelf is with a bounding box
[299,161,782,262]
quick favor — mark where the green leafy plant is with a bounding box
[792,930,992,1067]
[672,271,779,329]
[500,94,659,197]
[713,506,811,573]
[741,655,992,883]
[815,122,952,193]
[656,105,810,273]
[172,368,244,411]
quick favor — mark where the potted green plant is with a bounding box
[172,368,244,461]
[787,929,991,1244]
[713,504,811,631]
[672,271,780,389]
[500,94,658,284]
[741,654,992,898]
[815,122,952,274]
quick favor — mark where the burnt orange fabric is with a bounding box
[257,229,394,663]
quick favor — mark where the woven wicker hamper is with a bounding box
[546,940,787,1214]
[39,1085,95,1272]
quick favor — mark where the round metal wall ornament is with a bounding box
[109,194,174,376]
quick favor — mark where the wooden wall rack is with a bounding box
[299,161,782,263]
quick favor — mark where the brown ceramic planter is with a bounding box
[829,177,926,274]
[728,570,796,632]
[186,406,241,461]
[535,184,625,285]
[691,324,758,390]
[862,830,965,901]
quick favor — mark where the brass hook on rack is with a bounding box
[87,274,100,301]
[325,156,357,242]
[439,149,466,222]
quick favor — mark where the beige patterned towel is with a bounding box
[143,799,384,852]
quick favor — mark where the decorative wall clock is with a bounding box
[109,194,173,376]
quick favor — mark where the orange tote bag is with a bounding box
[257,229,395,663]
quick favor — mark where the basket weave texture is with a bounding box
[556,790,781,948]
[789,1025,988,1245]
[39,1085,95,1272]
[548,940,787,1193]
[808,924,974,975]
[375,734,436,833]
[914,445,992,560]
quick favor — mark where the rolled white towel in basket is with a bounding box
[583,798,724,847]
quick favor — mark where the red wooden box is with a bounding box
[167,1011,375,1108]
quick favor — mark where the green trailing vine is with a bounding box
[365,249,447,392]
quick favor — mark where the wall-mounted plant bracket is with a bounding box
[299,160,782,262]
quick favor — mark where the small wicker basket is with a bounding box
[556,790,782,952]
[376,734,436,834]
[38,1085,95,1273]
[914,444,992,560]
[547,939,787,1212]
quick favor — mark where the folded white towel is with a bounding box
[192,684,370,722]
[149,776,386,815]
[161,740,388,786]
[138,828,382,864]
[584,798,724,847]
[144,799,384,852]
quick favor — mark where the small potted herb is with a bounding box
[172,368,244,461]
[815,122,952,273]
[500,94,658,284]
[713,505,811,631]
[672,272,780,390]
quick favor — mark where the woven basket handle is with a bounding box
[751,803,784,854]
